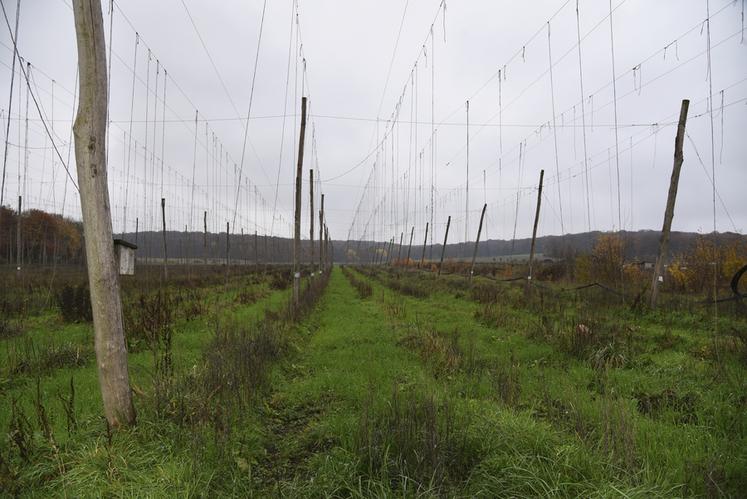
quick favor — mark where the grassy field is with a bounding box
[1,265,745,497]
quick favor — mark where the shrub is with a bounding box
[235,287,267,305]
[56,283,92,323]
[342,267,372,298]
[470,282,499,304]
[268,270,292,290]
[356,388,479,490]
[202,319,286,405]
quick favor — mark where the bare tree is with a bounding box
[73,0,136,427]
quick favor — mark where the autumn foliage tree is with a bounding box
[667,235,747,294]
[575,234,625,286]
[0,206,83,265]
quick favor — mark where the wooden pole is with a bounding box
[419,222,429,269]
[161,198,168,281]
[651,100,689,308]
[293,97,308,306]
[324,225,330,268]
[470,205,487,282]
[310,169,315,276]
[72,0,135,427]
[319,194,324,272]
[438,215,451,276]
[527,170,545,285]
[406,226,414,268]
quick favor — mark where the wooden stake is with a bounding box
[527,169,545,285]
[254,230,258,271]
[470,204,487,282]
[72,0,135,427]
[651,100,689,308]
[293,97,308,306]
[419,222,429,269]
[438,215,451,276]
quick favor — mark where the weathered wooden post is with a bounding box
[72,0,135,427]
[651,100,689,308]
[469,204,487,282]
[309,169,315,276]
[319,194,324,272]
[438,215,451,276]
[527,170,545,288]
[406,226,414,268]
[293,97,308,306]
[419,222,429,269]
[161,197,167,281]
[324,225,330,268]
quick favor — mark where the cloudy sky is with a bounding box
[1,0,745,245]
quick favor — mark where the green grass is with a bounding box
[1,266,745,497]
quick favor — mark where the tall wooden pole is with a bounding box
[293,97,308,306]
[309,169,315,275]
[651,100,689,308]
[469,204,487,282]
[324,225,330,268]
[438,215,451,276]
[161,198,168,281]
[419,222,429,269]
[319,194,324,272]
[72,0,135,427]
[203,210,207,265]
[406,226,414,267]
[527,170,545,284]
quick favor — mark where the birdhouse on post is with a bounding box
[113,239,137,275]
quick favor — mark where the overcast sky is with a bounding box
[1,0,745,245]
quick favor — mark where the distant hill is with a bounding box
[118,229,747,265]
